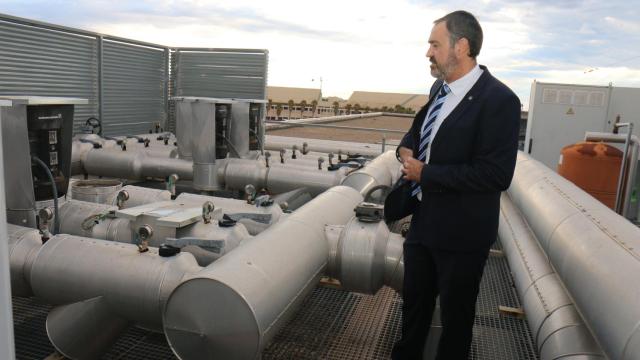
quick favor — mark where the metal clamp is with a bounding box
[245,184,257,204]
[265,151,271,168]
[292,145,298,159]
[280,149,286,164]
[116,190,129,209]
[302,142,309,155]
[354,202,384,223]
[318,157,325,170]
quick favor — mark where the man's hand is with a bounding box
[402,156,424,182]
[397,146,414,163]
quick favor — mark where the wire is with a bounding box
[31,156,60,235]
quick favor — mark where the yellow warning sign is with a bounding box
[566,107,575,115]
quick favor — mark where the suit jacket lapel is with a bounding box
[430,67,492,155]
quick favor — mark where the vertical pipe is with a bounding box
[615,123,633,213]
[0,108,16,360]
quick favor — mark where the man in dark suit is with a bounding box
[391,10,520,360]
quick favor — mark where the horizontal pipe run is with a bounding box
[508,152,640,360]
[499,195,604,359]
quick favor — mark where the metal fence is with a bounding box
[0,13,268,136]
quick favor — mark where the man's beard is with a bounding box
[430,51,458,80]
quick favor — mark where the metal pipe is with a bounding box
[82,148,193,180]
[340,150,400,195]
[499,195,604,359]
[219,158,348,196]
[265,120,405,134]
[326,217,404,294]
[614,123,633,213]
[508,152,640,360]
[163,185,364,359]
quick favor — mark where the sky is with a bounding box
[1,0,640,109]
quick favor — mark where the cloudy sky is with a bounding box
[2,0,640,108]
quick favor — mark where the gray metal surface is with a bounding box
[0,103,36,228]
[499,195,604,359]
[102,40,167,136]
[163,186,364,359]
[0,16,98,134]
[82,148,193,180]
[12,239,539,360]
[0,112,16,359]
[509,152,640,360]
[169,49,268,132]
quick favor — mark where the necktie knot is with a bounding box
[440,83,451,97]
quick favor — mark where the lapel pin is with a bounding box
[468,96,473,100]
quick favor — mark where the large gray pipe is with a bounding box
[508,152,640,360]
[341,150,399,196]
[498,195,604,359]
[82,148,193,180]
[163,185,364,359]
[326,217,404,294]
[220,158,348,196]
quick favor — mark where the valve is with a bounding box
[144,138,150,148]
[38,207,54,242]
[166,174,179,198]
[137,224,153,253]
[302,142,309,155]
[245,184,257,204]
[164,137,169,145]
[328,153,334,166]
[292,145,298,159]
[280,149,286,164]
[265,151,271,168]
[318,157,325,170]
[116,190,129,209]
[121,139,127,151]
[202,201,214,224]
[338,150,343,162]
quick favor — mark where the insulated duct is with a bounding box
[82,148,193,180]
[508,152,640,360]
[163,186,365,359]
[499,195,604,359]
[219,158,349,196]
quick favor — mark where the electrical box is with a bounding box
[0,96,87,227]
[525,81,640,170]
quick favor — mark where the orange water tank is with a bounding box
[557,142,622,210]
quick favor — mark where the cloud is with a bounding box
[1,0,639,107]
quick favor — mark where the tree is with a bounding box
[276,104,283,120]
[353,103,361,114]
[332,101,340,116]
[381,106,388,112]
[345,103,352,115]
[311,99,318,117]
[364,106,370,113]
[288,99,295,120]
[299,100,308,119]
[394,104,403,113]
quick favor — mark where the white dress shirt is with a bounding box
[422,64,483,164]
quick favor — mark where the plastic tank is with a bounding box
[557,141,622,209]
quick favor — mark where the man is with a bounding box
[391,10,520,360]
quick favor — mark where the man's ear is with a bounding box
[456,37,471,58]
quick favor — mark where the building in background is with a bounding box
[266,86,428,120]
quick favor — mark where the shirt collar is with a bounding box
[443,64,482,97]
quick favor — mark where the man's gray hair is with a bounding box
[434,10,483,59]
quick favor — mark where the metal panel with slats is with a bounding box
[0,18,98,134]
[167,49,268,132]
[102,40,167,136]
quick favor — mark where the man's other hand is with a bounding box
[402,156,424,182]
[398,146,414,163]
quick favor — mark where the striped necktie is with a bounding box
[411,83,451,197]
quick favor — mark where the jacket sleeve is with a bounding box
[420,92,521,193]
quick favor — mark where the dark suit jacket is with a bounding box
[399,65,520,252]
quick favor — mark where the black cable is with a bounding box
[31,156,60,235]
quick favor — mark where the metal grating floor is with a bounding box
[12,242,538,360]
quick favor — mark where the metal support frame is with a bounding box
[265,120,405,134]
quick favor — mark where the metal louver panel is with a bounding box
[175,50,268,100]
[102,40,166,136]
[167,49,177,133]
[0,18,98,134]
